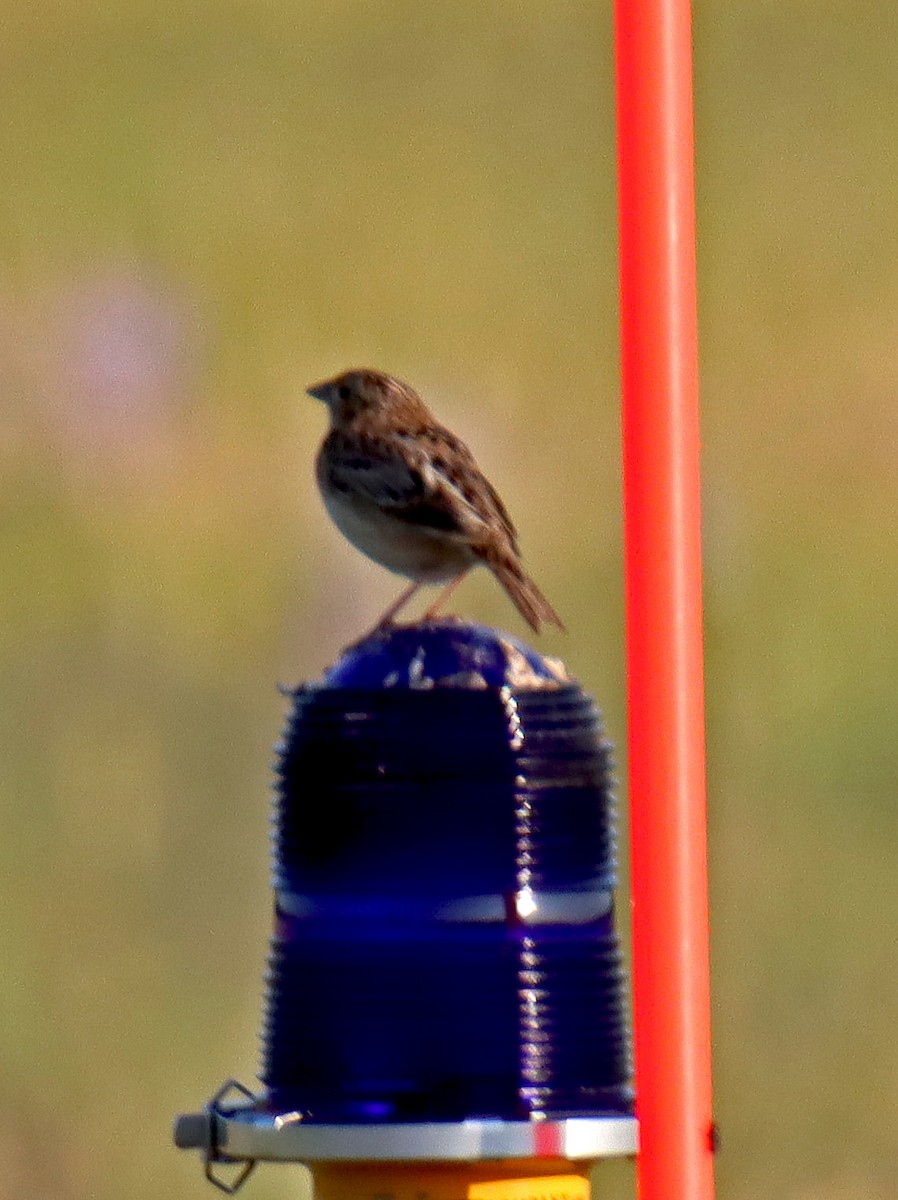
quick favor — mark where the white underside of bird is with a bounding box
[321,484,474,584]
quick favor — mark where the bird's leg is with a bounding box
[349,581,422,648]
[422,570,470,621]
[371,579,422,631]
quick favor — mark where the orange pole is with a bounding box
[614,2,715,1199]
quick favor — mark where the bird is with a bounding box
[308,368,564,636]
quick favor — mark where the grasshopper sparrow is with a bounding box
[308,369,564,635]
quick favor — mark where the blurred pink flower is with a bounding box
[54,267,197,455]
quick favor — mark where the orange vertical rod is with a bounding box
[614,2,715,1200]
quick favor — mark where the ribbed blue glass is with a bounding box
[260,622,632,1122]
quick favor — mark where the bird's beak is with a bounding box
[306,380,331,402]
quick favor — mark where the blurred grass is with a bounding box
[1,2,896,1198]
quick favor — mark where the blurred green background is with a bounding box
[2,2,896,1197]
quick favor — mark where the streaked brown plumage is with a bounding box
[308,369,564,635]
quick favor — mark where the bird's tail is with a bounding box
[484,551,566,634]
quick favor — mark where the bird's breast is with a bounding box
[319,484,473,583]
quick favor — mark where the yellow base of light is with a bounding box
[310,1162,591,1200]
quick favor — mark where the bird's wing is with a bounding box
[471,472,519,553]
[320,432,492,542]
[420,428,521,555]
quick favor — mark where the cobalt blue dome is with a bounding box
[323,620,567,690]
[261,620,632,1122]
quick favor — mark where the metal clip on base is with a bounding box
[174,1080,257,1195]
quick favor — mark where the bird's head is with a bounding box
[307,369,424,424]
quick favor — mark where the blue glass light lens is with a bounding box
[260,622,632,1122]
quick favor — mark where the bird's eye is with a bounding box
[337,384,351,401]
